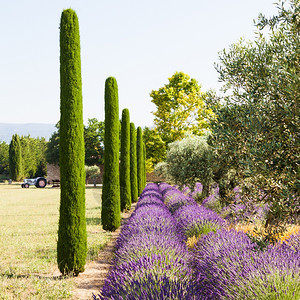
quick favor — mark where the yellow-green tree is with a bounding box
[150,71,212,145]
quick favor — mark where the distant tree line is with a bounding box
[0,118,106,181]
[2,134,47,181]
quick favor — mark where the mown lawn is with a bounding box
[0,183,111,299]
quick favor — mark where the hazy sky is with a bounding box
[0,0,278,127]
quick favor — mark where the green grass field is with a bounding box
[0,183,111,299]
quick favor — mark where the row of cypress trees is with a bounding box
[101,76,146,231]
[57,8,146,275]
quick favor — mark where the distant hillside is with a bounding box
[0,123,56,143]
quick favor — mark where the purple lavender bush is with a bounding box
[163,187,196,214]
[158,182,174,194]
[191,228,300,299]
[174,204,226,240]
[226,241,300,299]
[181,184,191,195]
[285,230,300,252]
[188,182,203,201]
[220,186,270,224]
[190,229,257,299]
[94,183,194,299]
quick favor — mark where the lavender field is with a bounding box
[94,183,300,300]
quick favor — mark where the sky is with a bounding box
[0,0,279,127]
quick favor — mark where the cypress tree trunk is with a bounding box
[130,122,138,203]
[120,108,131,211]
[57,9,87,276]
[9,134,22,181]
[101,77,121,231]
[137,126,144,195]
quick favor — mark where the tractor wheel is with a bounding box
[36,178,47,188]
[24,183,30,188]
[21,183,24,188]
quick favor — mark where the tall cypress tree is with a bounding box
[57,9,87,276]
[9,134,22,181]
[120,108,131,211]
[137,126,144,195]
[130,123,138,203]
[143,142,147,188]
[101,77,121,231]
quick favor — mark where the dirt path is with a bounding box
[72,203,137,300]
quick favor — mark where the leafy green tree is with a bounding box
[136,126,144,195]
[46,119,105,167]
[150,71,212,144]
[101,77,121,231]
[57,8,87,275]
[130,122,138,203]
[85,165,100,186]
[9,134,22,181]
[34,137,47,177]
[46,123,60,165]
[20,136,47,178]
[20,136,30,177]
[210,0,299,229]
[0,142,9,176]
[84,118,105,166]
[143,127,166,172]
[120,109,131,211]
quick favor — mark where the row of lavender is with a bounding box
[94,183,194,299]
[161,183,300,300]
[96,183,299,299]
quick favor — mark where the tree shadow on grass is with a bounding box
[1,271,67,280]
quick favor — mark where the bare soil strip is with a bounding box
[72,203,137,300]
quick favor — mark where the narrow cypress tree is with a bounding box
[101,77,121,231]
[143,142,147,188]
[9,134,22,181]
[130,123,138,203]
[137,126,144,195]
[57,9,87,276]
[120,108,131,211]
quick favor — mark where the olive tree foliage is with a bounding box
[155,135,213,199]
[150,72,212,145]
[209,0,300,226]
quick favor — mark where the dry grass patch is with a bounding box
[0,183,110,299]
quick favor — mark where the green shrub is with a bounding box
[57,8,87,276]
